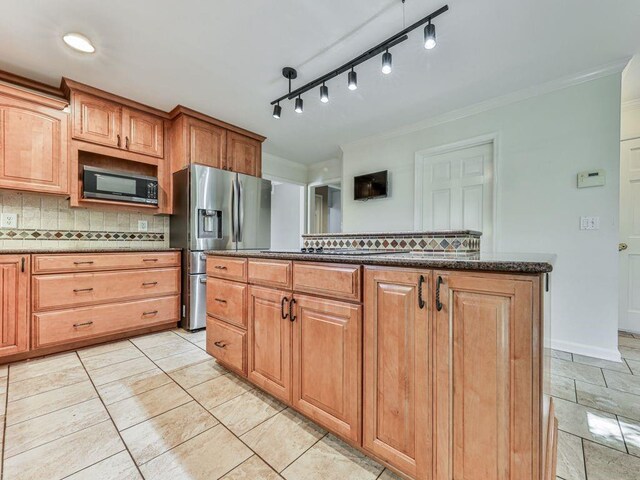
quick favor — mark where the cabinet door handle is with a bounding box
[117,134,121,147]
[215,298,227,304]
[125,136,130,149]
[214,265,227,270]
[289,298,297,322]
[73,321,94,328]
[142,281,158,286]
[21,257,25,273]
[73,288,94,293]
[143,258,158,262]
[436,276,444,312]
[281,296,289,320]
[214,341,227,348]
[74,261,94,265]
[418,275,425,310]
[143,310,158,316]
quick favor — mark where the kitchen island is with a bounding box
[204,249,556,480]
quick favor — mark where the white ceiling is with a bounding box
[1,0,639,163]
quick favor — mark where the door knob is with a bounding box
[619,243,628,252]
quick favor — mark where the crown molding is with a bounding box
[341,58,631,151]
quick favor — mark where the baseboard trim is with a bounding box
[550,339,622,362]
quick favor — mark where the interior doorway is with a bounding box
[308,180,342,234]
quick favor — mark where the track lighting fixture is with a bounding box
[348,68,358,91]
[272,103,281,119]
[424,21,436,49]
[270,3,448,117]
[320,83,329,103]
[381,50,392,75]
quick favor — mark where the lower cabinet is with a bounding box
[247,286,292,403]
[0,255,30,357]
[363,268,431,479]
[433,271,538,480]
[207,316,247,376]
[292,294,362,443]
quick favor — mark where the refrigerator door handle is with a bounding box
[230,178,237,242]
[237,178,244,243]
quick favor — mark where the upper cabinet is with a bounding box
[225,131,261,176]
[70,90,164,158]
[169,107,264,177]
[0,84,69,195]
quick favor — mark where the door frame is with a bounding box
[413,133,500,252]
[307,177,342,234]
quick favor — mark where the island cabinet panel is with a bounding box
[293,262,361,302]
[207,316,246,376]
[292,294,361,443]
[0,96,68,195]
[363,268,431,480]
[247,286,292,403]
[205,277,247,328]
[433,272,537,480]
[248,259,292,290]
[207,256,247,282]
[0,255,30,357]
[72,92,121,148]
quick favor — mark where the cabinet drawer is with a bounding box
[248,259,292,289]
[32,252,180,274]
[33,267,180,311]
[293,262,361,301]
[33,295,179,348]
[206,316,246,376]
[206,277,247,328]
[206,256,247,282]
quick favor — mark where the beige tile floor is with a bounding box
[0,329,402,480]
[2,328,639,479]
[554,331,640,480]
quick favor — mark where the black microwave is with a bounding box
[83,166,158,205]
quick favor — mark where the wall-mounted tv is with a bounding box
[354,170,388,201]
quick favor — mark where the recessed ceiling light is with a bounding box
[63,33,95,53]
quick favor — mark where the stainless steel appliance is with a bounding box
[171,165,271,330]
[83,166,159,205]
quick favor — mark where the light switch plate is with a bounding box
[137,220,148,232]
[1,213,18,229]
[580,216,600,230]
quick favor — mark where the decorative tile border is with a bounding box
[0,228,165,242]
[303,231,481,253]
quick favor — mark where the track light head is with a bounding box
[320,84,329,103]
[272,103,281,119]
[348,69,358,91]
[381,51,392,75]
[294,96,304,113]
[424,22,436,49]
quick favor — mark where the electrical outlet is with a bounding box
[580,216,600,230]
[1,213,18,229]
[137,220,148,232]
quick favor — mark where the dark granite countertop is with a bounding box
[0,247,181,254]
[206,250,555,274]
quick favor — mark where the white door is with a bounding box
[416,142,494,251]
[620,138,640,332]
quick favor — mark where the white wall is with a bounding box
[340,74,622,360]
[308,158,342,184]
[262,152,308,185]
[271,182,304,250]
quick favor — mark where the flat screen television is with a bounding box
[354,170,388,201]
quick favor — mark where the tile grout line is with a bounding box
[74,351,146,480]
[581,437,589,480]
[58,449,129,480]
[1,368,10,480]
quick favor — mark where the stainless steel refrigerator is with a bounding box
[170,165,271,330]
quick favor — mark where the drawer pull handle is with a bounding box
[215,298,227,304]
[214,265,227,270]
[73,288,94,293]
[73,321,94,328]
[142,282,158,286]
[143,258,159,262]
[143,310,158,316]
[73,261,94,265]
[214,341,227,348]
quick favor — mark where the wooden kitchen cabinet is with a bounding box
[363,268,431,479]
[71,91,122,148]
[0,86,69,195]
[247,285,292,403]
[122,107,164,157]
[187,116,226,168]
[433,272,539,480]
[0,255,30,357]
[225,131,261,176]
[292,294,362,443]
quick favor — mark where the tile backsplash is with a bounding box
[0,191,169,250]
